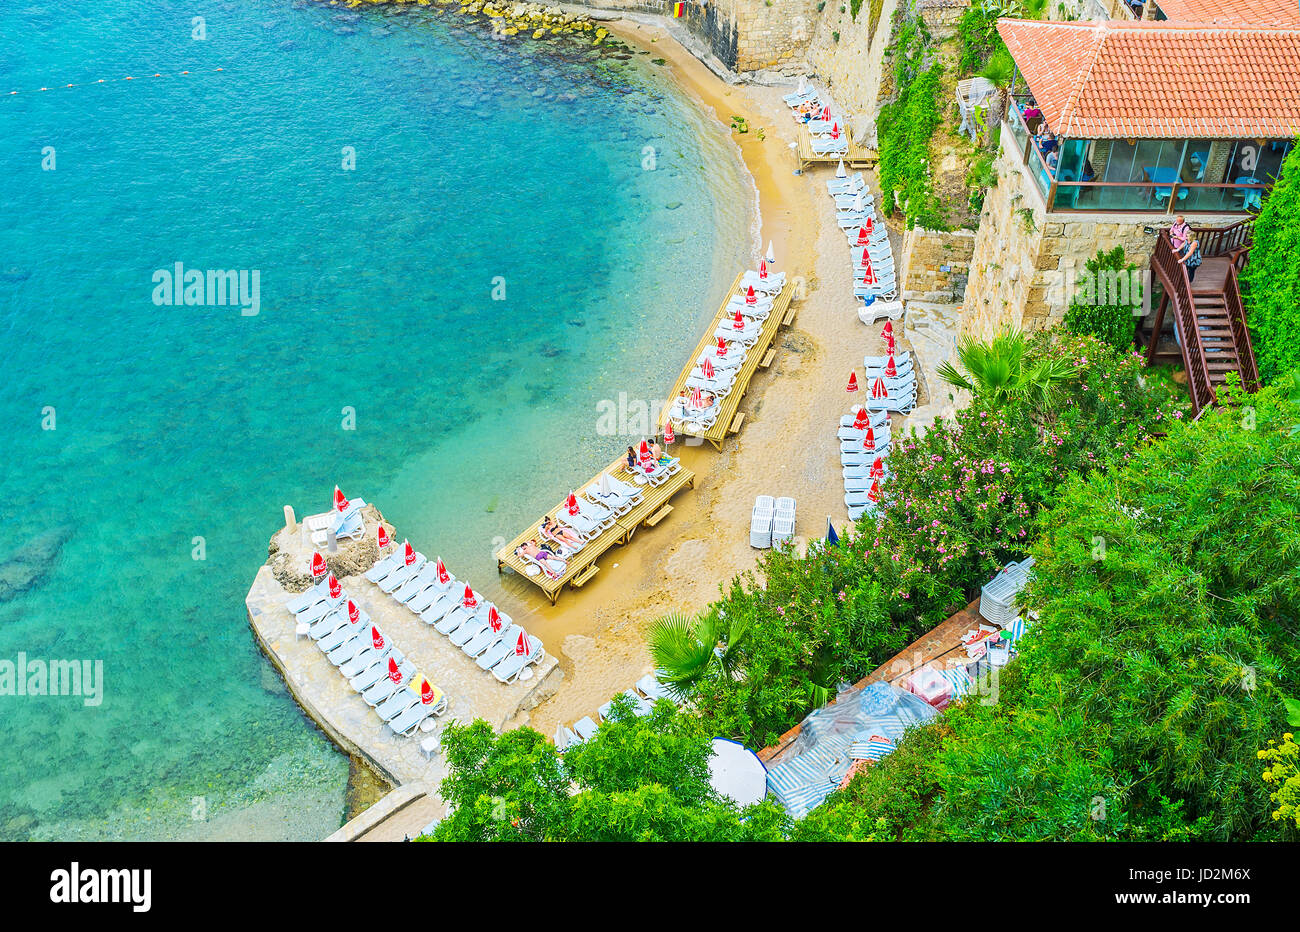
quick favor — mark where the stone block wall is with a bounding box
[899,227,975,302]
[959,134,1244,343]
[804,0,901,144]
[667,0,821,72]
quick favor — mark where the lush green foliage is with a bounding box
[807,379,1300,840]
[937,327,1078,406]
[427,700,790,841]
[878,12,945,230]
[1241,142,1300,384]
[1063,246,1143,352]
[653,333,1185,747]
[1259,733,1300,833]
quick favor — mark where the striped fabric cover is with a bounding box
[937,665,973,699]
[766,754,840,819]
[848,735,896,761]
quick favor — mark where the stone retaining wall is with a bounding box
[899,226,975,302]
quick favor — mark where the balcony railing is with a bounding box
[1005,99,1269,215]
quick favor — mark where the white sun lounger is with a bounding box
[351,649,406,693]
[436,596,486,635]
[337,642,392,678]
[449,612,494,648]
[298,593,347,627]
[714,318,762,346]
[845,473,891,491]
[390,563,440,604]
[636,674,674,703]
[360,660,416,705]
[811,138,849,156]
[698,345,745,371]
[377,555,427,593]
[476,631,524,671]
[318,615,370,653]
[390,694,447,736]
[375,689,420,723]
[827,172,865,195]
[739,270,785,294]
[864,391,916,413]
[842,447,893,468]
[573,716,599,742]
[363,552,404,584]
[599,691,653,720]
[463,622,514,659]
[408,579,456,614]
[286,580,330,614]
[864,351,912,369]
[326,631,375,667]
[843,462,892,481]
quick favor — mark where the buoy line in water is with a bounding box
[4,67,226,97]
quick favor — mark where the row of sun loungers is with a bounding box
[829,163,898,303]
[365,541,545,684]
[290,563,448,738]
[667,264,785,433]
[750,495,796,548]
[556,674,678,750]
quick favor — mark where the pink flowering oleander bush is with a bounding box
[657,330,1188,748]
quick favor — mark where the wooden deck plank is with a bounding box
[496,455,695,602]
[795,126,875,172]
[658,272,796,449]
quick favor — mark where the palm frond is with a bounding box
[646,612,716,692]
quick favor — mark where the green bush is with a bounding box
[1063,246,1142,351]
[1241,141,1300,384]
[808,379,1300,840]
[428,701,791,841]
[652,331,1185,748]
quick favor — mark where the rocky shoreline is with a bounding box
[344,0,626,45]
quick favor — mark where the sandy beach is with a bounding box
[354,15,911,840]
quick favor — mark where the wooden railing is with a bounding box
[1194,217,1255,265]
[1152,230,1215,413]
[1224,263,1260,392]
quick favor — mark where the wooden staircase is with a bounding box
[1144,220,1260,416]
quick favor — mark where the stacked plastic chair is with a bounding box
[772,497,796,546]
[978,557,1036,626]
[750,495,775,549]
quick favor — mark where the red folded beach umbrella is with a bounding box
[702,356,716,380]
[488,605,502,632]
[310,551,327,579]
[716,336,728,357]
[861,247,872,267]
[566,492,580,516]
[856,226,869,246]
[868,478,882,504]
[744,285,757,306]
[420,680,436,705]
[733,309,745,330]
[865,215,874,236]
[885,354,898,378]
[435,557,450,585]
[347,599,359,624]
[885,332,897,354]
[822,104,831,121]
[639,439,651,463]
[376,524,389,549]
[863,264,876,286]
[691,386,705,409]
[515,631,530,656]
[846,370,859,392]
[853,407,869,431]
[664,421,675,444]
[872,377,888,400]
[327,572,341,601]
[882,320,894,336]
[387,657,401,684]
[863,424,875,449]
[371,626,384,650]
[462,583,477,609]
[831,122,840,140]
[403,539,416,565]
[333,485,349,512]
[870,456,885,479]
[759,260,769,280]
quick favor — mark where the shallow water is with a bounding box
[0,0,753,839]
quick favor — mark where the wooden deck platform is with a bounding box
[495,455,695,604]
[657,272,797,452]
[795,126,878,173]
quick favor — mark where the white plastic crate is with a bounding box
[772,513,795,546]
[750,506,774,549]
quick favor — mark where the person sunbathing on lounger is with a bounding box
[517,541,565,578]
[542,516,582,547]
[626,445,637,470]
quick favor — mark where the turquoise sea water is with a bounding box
[0,0,753,839]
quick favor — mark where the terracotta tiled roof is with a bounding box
[999,18,1300,139]
[1154,0,1300,26]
